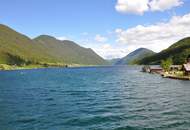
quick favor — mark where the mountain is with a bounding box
[0,24,107,65]
[0,24,56,65]
[34,35,107,65]
[115,48,155,65]
[139,37,190,65]
[107,58,121,65]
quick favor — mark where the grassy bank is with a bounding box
[0,63,101,71]
[162,72,190,80]
[0,63,68,71]
[0,64,46,71]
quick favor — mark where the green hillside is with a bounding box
[0,24,56,65]
[0,24,107,66]
[34,35,107,65]
[138,37,190,65]
[115,48,155,65]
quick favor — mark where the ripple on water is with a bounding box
[158,120,190,130]
[44,97,54,101]
[113,126,155,130]
[14,117,37,124]
[64,114,125,127]
[1,66,190,130]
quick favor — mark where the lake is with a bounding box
[0,66,190,130]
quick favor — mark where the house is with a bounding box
[182,55,190,76]
[183,63,190,76]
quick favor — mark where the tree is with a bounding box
[161,58,173,71]
[173,49,190,64]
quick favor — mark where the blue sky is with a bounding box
[1,0,190,59]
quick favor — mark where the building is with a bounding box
[183,64,190,76]
[142,66,163,74]
[182,55,190,76]
[150,68,163,74]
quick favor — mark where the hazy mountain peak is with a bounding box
[115,48,155,65]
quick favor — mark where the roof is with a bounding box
[150,68,163,72]
[183,63,190,71]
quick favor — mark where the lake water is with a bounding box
[0,66,190,130]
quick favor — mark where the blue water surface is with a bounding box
[0,66,190,130]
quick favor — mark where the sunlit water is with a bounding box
[0,66,190,130]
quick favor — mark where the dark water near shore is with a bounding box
[0,66,190,130]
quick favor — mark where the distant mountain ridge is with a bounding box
[107,58,121,65]
[34,35,107,65]
[0,24,107,65]
[115,48,155,65]
[139,37,190,65]
[1,24,190,66]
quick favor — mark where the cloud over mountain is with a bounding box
[94,34,108,42]
[115,13,190,52]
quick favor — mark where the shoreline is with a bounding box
[0,64,111,71]
[142,66,190,81]
[162,73,190,80]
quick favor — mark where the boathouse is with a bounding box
[150,68,163,74]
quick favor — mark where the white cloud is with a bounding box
[149,0,183,11]
[115,13,190,52]
[94,34,108,42]
[115,0,183,15]
[85,43,129,59]
[115,0,149,15]
[97,44,125,59]
[57,13,190,59]
[56,36,69,40]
